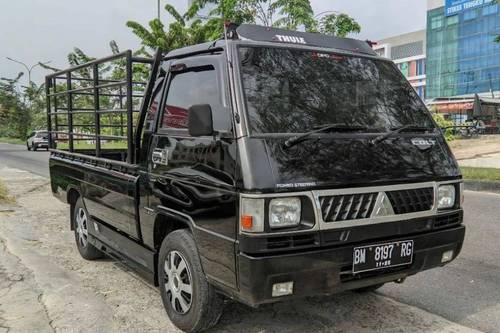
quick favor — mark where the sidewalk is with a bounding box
[459,152,500,169]
[450,135,500,161]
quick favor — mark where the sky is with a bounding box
[0,0,427,85]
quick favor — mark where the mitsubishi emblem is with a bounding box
[371,192,395,217]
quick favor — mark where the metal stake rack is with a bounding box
[45,51,153,164]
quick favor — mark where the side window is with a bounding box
[161,65,227,131]
[145,70,166,132]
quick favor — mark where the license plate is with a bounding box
[352,240,414,274]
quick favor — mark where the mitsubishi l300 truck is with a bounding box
[47,24,465,332]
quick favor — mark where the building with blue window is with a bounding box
[426,0,500,99]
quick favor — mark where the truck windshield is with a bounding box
[238,46,434,134]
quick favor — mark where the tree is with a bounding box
[127,5,207,52]
[187,0,360,36]
[0,73,32,138]
[127,1,361,52]
[317,13,361,37]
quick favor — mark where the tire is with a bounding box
[353,283,385,293]
[27,143,31,151]
[32,143,37,151]
[158,229,224,333]
[73,197,103,260]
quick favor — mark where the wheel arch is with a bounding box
[152,209,194,286]
[67,186,81,230]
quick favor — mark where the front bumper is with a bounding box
[34,141,48,148]
[237,225,465,306]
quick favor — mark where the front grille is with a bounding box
[434,212,461,228]
[386,187,434,214]
[266,234,317,250]
[319,193,378,222]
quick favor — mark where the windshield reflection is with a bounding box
[239,47,434,134]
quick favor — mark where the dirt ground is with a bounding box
[449,135,500,160]
[0,166,481,333]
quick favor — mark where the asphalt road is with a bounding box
[1,142,499,332]
[381,190,500,333]
[0,143,50,177]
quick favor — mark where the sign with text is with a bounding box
[445,0,494,16]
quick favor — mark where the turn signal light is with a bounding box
[241,215,253,230]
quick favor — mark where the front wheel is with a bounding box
[32,143,37,151]
[158,229,224,333]
[72,197,103,260]
[27,143,31,151]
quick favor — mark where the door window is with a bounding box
[160,65,226,131]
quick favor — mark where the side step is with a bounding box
[88,218,157,285]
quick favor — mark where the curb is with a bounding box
[463,179,500,194]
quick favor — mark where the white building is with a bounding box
[373,30,427,100]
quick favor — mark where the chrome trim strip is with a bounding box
[313,181,436,196]
[314,181,460,230]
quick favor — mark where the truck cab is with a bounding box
[47,24,465,333]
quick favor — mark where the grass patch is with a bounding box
[0,179,15,204]
[0,137,24,145]
[57,141,127,150]
[460,167,500,182]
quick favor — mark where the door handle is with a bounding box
[152,148,169,166]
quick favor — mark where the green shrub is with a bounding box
[432,113,455,141]
[461,167,500,181]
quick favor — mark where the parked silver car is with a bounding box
[26,130,49,151]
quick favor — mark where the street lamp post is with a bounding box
[5,57,51,86]
[157,0,161,22]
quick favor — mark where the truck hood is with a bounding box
[242,135,460,191]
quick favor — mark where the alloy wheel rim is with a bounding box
[164,250,193,314]
[75,207,88,247]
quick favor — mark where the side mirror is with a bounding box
[188,104,214,137]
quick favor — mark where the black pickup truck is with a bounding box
[47,24,465,332]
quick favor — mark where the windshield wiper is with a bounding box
[370,124,434,146]
[284,123,367,149]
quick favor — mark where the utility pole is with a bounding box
[5,57,51,86]
[488,73,495,98]
[157,0,161,22]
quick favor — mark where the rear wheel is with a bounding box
[158,229,224,332]
[73,197,103,260]
[354,283,385,293]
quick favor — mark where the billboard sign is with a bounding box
[445,0,494,16]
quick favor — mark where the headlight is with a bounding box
[438,185,456,209]
[269,197,301,229]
